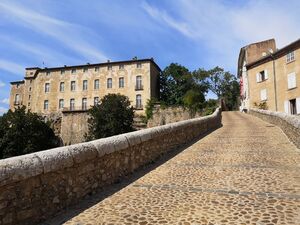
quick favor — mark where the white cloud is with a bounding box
[1,98,9,104]
[0,80,5,87]
[142,0,300,70]
[0,59,24,75]
[0,1,108,62]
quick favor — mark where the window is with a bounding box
[82,98,87,110]
[107,78,112,88]
[15,94,20,104]
[83,80,88,91]
[60,82,65,92]
[108,65,112,70]
[119,64,124,70]
[256,70,268,82]
[94,79,99,90]
[287,72,296,89]
[71,81,76,91]
[95,66,99,72]
[286,51,295,63]
[290,99,297,115]
[119,77,124,88]
[260,89,267,101]
[137,63,142,68]
[45,83,50,93]
[70,99,75,110]
[94,97,99,106]
[83,68,88,73]
[136,94,142,109]
[136,75,143,90]
[59,99,64,109]
[29,87,32,92]
[46,71,50,76]
[28,95,31,100]
[284,98,300,115]
[44,100,49,110]
[61,70,65,75]
[71,69,76,74]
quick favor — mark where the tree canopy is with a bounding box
[159,63,239,112]
[0,106,60,159]
[85,94,134,140]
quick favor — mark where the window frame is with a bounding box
[44,100,49,110]
[107,78,112,88]
[45,83,50,93]
[83,80,88,91]
[71,81,76,91]
[119,77,124,88]
[286,51,295,63]
[59,82,65,92]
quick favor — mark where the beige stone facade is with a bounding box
[237,39,276,110]
[9,58,161,115]
[240,39,300,115]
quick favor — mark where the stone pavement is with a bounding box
[50,112,300,225]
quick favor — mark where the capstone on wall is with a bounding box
[0,108,221,225]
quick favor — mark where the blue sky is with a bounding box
[0,0,300,114]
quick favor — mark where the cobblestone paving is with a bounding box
[62,112,300,224]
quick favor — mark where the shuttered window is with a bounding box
[287,72,296,89]
[260,89,267,101]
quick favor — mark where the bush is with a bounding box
[0,106,60,159]
[85,94,134,140]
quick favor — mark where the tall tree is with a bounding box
[85,94,134,140]
[0,106,60,159]
[160,63,194,106]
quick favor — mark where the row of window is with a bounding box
[43,95,143,110]
[45,76,143,93]
[256,70,297,90]
[46,63,143,76]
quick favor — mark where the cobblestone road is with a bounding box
[59,112,300,224]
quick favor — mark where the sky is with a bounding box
[0,0,300,115]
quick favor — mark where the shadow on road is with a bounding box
[40,125,222,225]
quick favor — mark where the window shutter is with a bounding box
[296,98,300,114]
[264,69,268,79]
[284,101,289,114]
[256,73,260,83]
[260,89,267,101]
[288,72,296,89]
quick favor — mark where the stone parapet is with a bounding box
[249,108,300,148]
[0,108,221,225]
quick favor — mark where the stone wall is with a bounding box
[0,108,221,225]
[249,108,300,148]
[60,111,89,145]
[147,106,201,128]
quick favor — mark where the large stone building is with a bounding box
[237,39,276,111]
[238,38,300,115]
[9,58,161,115]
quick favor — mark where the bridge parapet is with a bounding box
[0,108,221,225]
[249,108,300,148]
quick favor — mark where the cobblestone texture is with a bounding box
[60,112,300,224]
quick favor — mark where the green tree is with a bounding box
[202,67,239,110]
[85,94,134,140]
[160,63,194,106]
[0,106,60,159]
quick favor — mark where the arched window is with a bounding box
[107,78,112,88]
[136,94,142,109]
[136,76,142,90]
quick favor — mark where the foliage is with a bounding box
[194,67,239,110]
[145,98,157,121]
[254,101,268,110]
[203,99,218,116]
[85,94,134,141]
[183,89,205,115]
[0,106,59,159]
[160,63,208,112]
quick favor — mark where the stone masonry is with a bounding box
[49,111,300,225]
[250,108,300,148]
[0,108,221,225]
